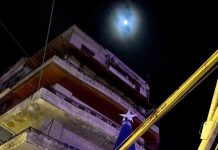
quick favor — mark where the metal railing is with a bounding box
[61,57,147,119]
[49,87,145,148]
[50,87,120,130]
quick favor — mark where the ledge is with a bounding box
[0,127,79,150]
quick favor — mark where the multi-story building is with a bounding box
[0,25,159,150]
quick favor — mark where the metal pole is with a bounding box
[119,50,218,150]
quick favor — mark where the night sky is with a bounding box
[0,0,218,149]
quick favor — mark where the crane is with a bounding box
[199,79,218,150]
[117,49,218,150]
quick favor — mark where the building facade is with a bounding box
[0,25,159,150]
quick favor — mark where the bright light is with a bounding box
[109,3,141,39]
[123,19,128,26]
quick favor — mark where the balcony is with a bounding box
[1,56,145,120]
[54,56,145,120]
[63,25,149,98]
[0,55,158,144]
[0,87,145,150]
[0,127,79,150]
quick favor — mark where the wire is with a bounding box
[0,21,51,89]
[0,20,31,58]
[0,21,38,85]
[37,0,56,90]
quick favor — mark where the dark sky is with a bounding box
[0,0,217,149]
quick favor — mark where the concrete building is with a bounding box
[0,25,159,150]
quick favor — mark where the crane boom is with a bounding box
[198,79,218,150]
[118,50,218,150]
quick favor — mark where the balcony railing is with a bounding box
[50,87,121,130]
[0,87,145,149]
[1,127,79,150]
[0,55,147,120]
[58,56,146,120]
[49,87,145,149]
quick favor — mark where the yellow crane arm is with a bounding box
[198,79,218,150]
[118,50,218,150]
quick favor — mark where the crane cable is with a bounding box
[37,0,56,90]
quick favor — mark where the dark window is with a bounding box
[81,45,95,57]
[135,82,141,92]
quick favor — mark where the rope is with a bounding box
[37,0,56,90]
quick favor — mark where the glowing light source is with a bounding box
[123,19,128,26]
[109,3,141,39]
